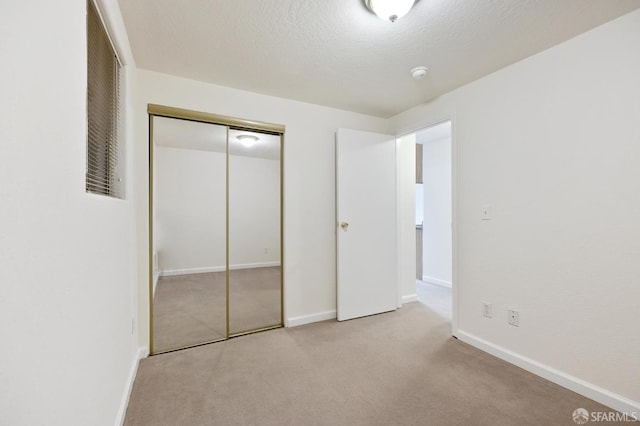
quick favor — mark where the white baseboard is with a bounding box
[421,275,452,288]
[138,346,149,358]
[115,347,146,426]
[402,294,418,304]
[161,262,280,277]
[456,330,640,415]
[286,310,337,327]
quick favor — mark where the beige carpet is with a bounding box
[153,267,281,353]
[127,302,617,425]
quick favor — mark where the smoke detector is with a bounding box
[410,66,429,80]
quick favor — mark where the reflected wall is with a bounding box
[149,109,283,354]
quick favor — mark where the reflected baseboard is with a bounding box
[153,272,160,296]
[160,262,281,277]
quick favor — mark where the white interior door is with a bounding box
[336,128,397,321]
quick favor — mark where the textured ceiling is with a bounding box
[119,0,640,117]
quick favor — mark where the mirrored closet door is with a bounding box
[228,129,282,335]
[149,106,283,354]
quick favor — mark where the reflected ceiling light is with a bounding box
[365,0,416,23]
[237,134,259,148]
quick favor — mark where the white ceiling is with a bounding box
[119,0,640,118]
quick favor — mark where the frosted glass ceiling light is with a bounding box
[410,66,429,80]
[237,134,259,148]
[365,0,416,23]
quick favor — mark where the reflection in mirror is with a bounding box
[152,116,227,353]
[228,129,282,335]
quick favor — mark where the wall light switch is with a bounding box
[481,204,493,220]
[482,302,493,318]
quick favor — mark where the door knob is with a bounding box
[340,222,349,230]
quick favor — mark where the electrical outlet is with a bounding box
[482,302,492,318]
[481,204,493,220]
[507,309,519,327]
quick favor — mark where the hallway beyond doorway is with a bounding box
[416,280,451,321]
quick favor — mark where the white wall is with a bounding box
[154,146,281,274]
[154,146,226,273]
[134,69,390,344]
[0,1,138,425]
[391,10,640,411]
[229,155,281,268]
[420,135,452,286]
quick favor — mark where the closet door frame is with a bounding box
[148,104,285,355]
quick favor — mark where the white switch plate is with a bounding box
[482,302,492,318]
[482,204,493,220]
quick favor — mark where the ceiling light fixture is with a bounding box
[410,66,429,80]
[237,134,259,148]
[365,0,416,23]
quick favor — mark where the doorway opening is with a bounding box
[414,121,452,322]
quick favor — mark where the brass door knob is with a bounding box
[340,222,349,230]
